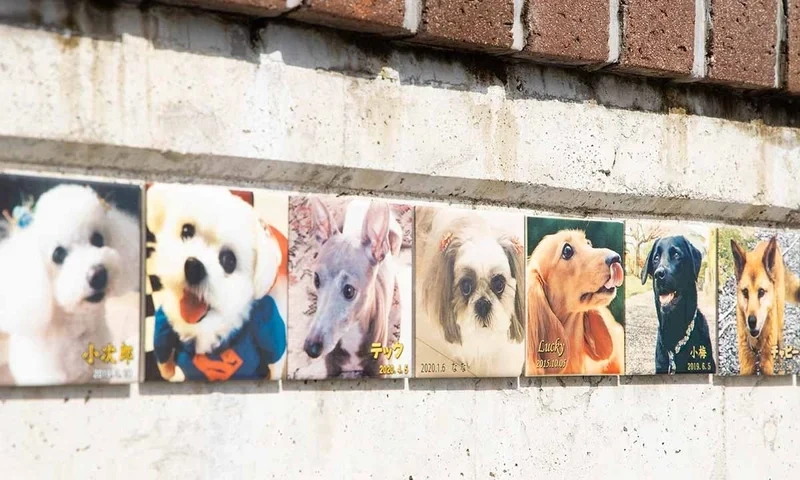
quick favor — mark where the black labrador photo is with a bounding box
[641,236,716,374]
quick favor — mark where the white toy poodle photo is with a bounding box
[0,182,141,386]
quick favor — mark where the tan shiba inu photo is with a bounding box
[718,228,800,375]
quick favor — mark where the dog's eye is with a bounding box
[742,288,749,300]
[758,288,765,298]
[313,273,320,289]
[219,249,237,274]
[181,224,195,240]
[653,253,660,264]
[459,278,474,297]
[52,246,68,265]
[342,284,356,300]
[672,251,680,260]
[561,243,574,260]
[490,275,506,296]
[90,232,104,248]
[586,239,592,247]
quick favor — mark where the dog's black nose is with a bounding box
[304,339,322,359]
[184,257,206,286]
[747,315,757,329]
[605,253,622,266]
[88,266,108,290]
[475,297,492,319]
[654,267,666,280]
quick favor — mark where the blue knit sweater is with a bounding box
[153,295,286,381]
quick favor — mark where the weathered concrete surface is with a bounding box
[0,375,798,478]
[0,2,799,224]
[0,3,799,477]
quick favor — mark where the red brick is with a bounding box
[518,0,610,65]
[167,0,290,17]
[411,0,516,54]
[617,0,695,77]
[788,0,800,93]
[289,1,409,36]
[706,0,778,89]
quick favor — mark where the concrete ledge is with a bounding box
[1,136,800,228]
[0,2,798,226]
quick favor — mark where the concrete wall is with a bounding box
[0,1,799,478]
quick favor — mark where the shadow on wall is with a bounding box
[3,0,799,127]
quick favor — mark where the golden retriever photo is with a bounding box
[526,217,625,376]
[718,227,800,376]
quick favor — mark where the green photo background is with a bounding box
[526,217,626,326]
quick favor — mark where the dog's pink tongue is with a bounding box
[180,291,209,325]
[604,263,624,289]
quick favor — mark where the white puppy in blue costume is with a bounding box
[147,184,287,382]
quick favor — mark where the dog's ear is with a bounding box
[763,236,780,281]
[584,310,614,361]
[423,236,461,345]
[730,239,746,280]
[145,184,171,235]
[640,239,658,285]
[106,207,142,295]
[499,234,525,342]
[309,198,339,244]
[361,200,392,264]
[686,237,703,281]
[252,215,283,299]
[414,207,435,237]
[387,220,403,257]
[526,269,568,375]
[0,230,54,335]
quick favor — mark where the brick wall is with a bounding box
[157,0,798,94]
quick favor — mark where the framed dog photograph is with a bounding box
[0,172,142,386]
[717,227,800,376]
[414,206,526,378]
[624,220,717,375]
[287,195,413,380]
[143,183,288,382]
[525,216,625,376]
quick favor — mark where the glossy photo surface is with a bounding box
[287,195,413,379]
[717,227,800,376]
[0,173,142,386]
[526,217,625,376]
[414,206,525,378]
[143,183,288,382]
[625,221,717,375]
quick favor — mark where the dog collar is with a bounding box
[668,311,696,374]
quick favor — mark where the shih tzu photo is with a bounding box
[414,206,525,378]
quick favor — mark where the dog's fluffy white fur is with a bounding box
[0,184,140,385]
[416,208,525,377]
[146,185,285,375]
